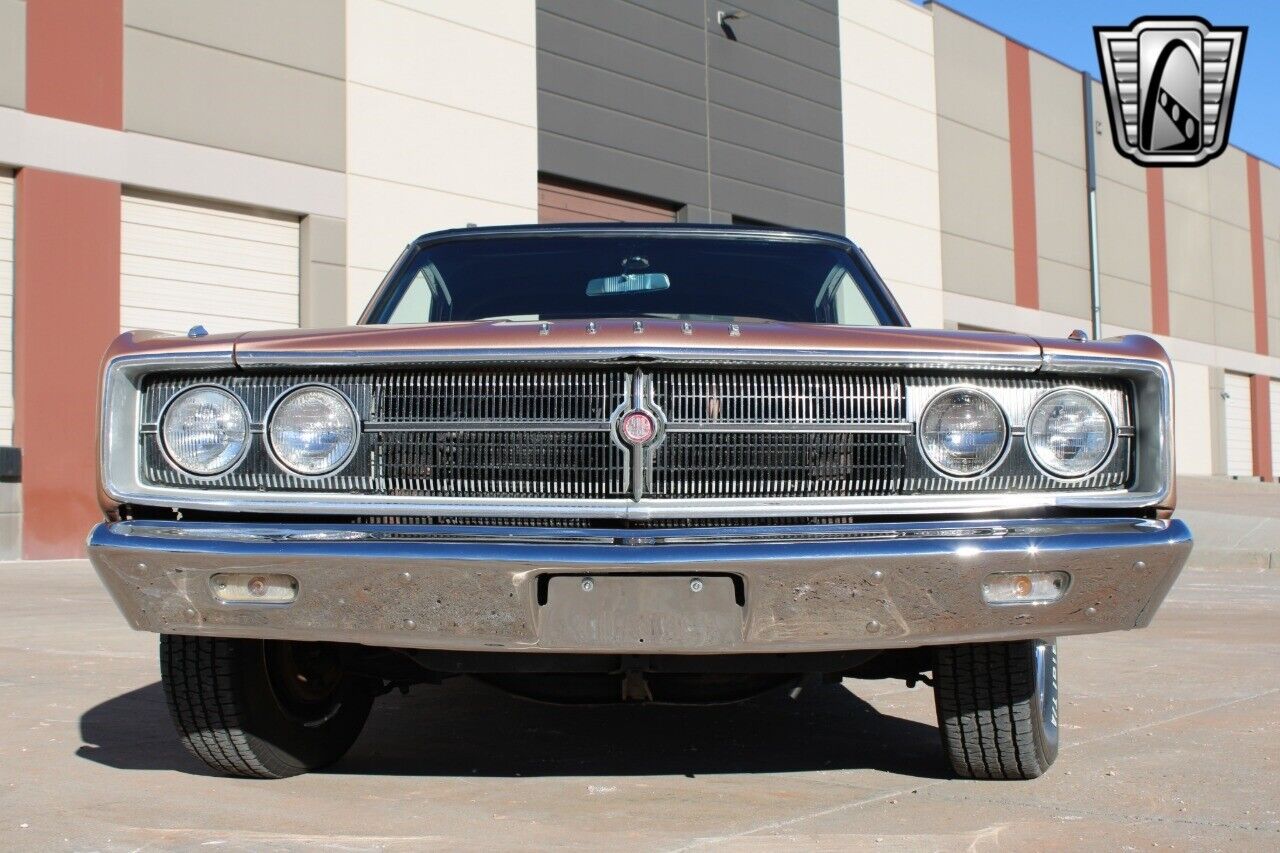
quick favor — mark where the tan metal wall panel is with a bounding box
[1169,292,1217,345]
[1261,163,1280,329]
[1164,204,1214,301]
[1210,218,1255,312]
[932,6,1008,140]
[125,0,343,78]
[0,171,12,445]
[937,118,1013,251]
[123,28,344,170]
[0,0,24,110]
[1028,52,1084,169]
[1033,152,1089,320]
[1208,148,1251,230]
[1223,372,1254,477]
[120,193,299,336]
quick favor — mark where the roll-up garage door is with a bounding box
[1271,378,1280,481]
[121,193,300,336]
[0,171,13,446]
[1223,372,1253,477]
[538,177,676,223]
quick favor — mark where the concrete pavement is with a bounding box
[1,545,1277,849]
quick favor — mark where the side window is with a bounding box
[387,269,435,324]
[828,271,879,326]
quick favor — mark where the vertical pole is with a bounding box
[1083,71,1102,340]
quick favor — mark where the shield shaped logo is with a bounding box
[1095,17,1246,167]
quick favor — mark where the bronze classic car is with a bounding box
[89,224,1191,779]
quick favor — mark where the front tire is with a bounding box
[933,639,1059,780]
[160,635,374,779]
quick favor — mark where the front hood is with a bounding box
[230,318,1047,370]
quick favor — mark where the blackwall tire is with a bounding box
[159,635,374,779]
[933,639,1059,780]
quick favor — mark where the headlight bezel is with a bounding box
[917,386,1011,479]
[264,383,361,478]
[1025,387,1117,480]
[158,384,251,478]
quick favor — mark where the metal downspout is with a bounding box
[1083,71,1103,341]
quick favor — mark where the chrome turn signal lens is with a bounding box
[1027,389,1114,478]
[210,573,298,604]
[982,571,1069,605]
[919,388,1007,477]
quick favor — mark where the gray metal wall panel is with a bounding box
[0,0,24,110]
[537,0,844,231]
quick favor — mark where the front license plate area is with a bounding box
[538,575,743,651]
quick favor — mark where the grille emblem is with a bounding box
[619,410,657,446]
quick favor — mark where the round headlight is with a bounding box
[920,388,1007,477]
[268,386,358,476]
[1027,389,1114,478]
[161,387,249,476]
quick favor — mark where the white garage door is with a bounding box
[0,171,13,446]
[121,193,300,336]
[1223,372,1253,477]
[1271,378,1280,481]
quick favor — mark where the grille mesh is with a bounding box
[138,367,1131,503]
[653,370,903,424]
[378,430,625,498]
[371,369,627,424]
[651,432,904,497]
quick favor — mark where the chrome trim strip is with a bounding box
[233,346,1044,372]
[362,420,613,433]
[661,422,913,434]
[98,488,1141,519]
[94,516,1160,547]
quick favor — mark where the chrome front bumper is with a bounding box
[87,517,1191,654]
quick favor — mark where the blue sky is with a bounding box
[927,2,1279,165]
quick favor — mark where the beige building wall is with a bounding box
[931,5,1015,309]
[0,0,24,111]
[1160,148,1254,351]
[1172,360,1214,476]
[1028,52,1088,325]
[1086,80,1153,335]
[124,0,346,171]
[839,0,944,328]
[1257,161,1280,353]
[343,0,539,322]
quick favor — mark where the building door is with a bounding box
[0,171,12,446]
[121,192,300,336]
[538,177,676,224]
[1223,372,1253,477]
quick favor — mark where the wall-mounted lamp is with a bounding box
[717,9,746,39]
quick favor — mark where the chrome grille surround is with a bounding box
[135,366,1131,505]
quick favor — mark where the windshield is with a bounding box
[367,233,898,326]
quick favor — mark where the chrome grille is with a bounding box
[653,370,904,425]
[651,432,904,497]
[370,369,625,425]
[378,430,625,498]
[138,366,1131,504]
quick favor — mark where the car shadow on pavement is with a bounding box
[78,677,949,779]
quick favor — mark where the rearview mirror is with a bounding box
[586,272,671,297]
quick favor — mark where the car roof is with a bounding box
[410,222,859,250]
